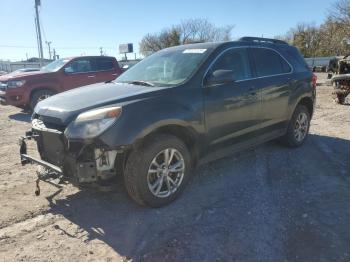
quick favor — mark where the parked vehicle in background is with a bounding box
[331,54,350,104]
[0,56,122,109]
[20,37,315,207]
[305,56,335,72]
[0,71,7,76]
[119,59,141,72]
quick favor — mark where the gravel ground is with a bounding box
[0,73,349,262]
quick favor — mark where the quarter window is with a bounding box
[251,48,291,77]
[211,48,252,81]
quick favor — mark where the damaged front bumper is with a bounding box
[19,119,123,190]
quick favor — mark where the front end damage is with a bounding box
[330,55,350,104]
[20,118,123,194]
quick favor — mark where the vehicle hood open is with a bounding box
[34,82,166,126]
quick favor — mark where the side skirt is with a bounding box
[198,129,285,166]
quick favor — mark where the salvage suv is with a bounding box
[19,37,316,207]
[0,56,122,109]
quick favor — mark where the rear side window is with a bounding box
[93,58,114,71]
[211,48,252,81]
[251,48,291,77]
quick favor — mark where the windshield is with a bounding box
[116,48,210,87]
[41,58,70,72]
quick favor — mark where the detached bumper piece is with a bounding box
[19,132,64,196]
[20,133,62,173]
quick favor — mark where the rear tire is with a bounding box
[124,134,191,207]
[30,89,55,110]
[281,105,310,147]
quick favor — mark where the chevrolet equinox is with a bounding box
[19,37,316,207]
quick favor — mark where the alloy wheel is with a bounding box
[294,112,309,142]
[147,148,185,198]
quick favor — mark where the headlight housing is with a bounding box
[65,106,122,139]
[7,80,26,88]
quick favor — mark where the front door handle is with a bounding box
[88,75,96,78]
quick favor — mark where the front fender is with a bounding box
[99,97,204,148]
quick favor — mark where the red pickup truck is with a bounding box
[0,56,122,109]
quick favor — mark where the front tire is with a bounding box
[30,89,55,110]
[282,105,310,147]
[124,134,191,207]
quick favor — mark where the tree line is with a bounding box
[139,19,234,56]
[139,0,350,58]
[277,0,350,57]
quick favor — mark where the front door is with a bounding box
[62,58,100,91]
[204,48,261,151]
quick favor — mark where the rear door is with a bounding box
[249,47,293,136]
[92,57,120,83]
[204,47,261,150]
[62,58,100,91]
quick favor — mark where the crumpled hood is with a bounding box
[34,82,167,125]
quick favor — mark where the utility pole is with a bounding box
[34,0,44,64]
[53,48,56,60]
[46,41,52,59]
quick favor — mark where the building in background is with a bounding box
[0,58,52,73]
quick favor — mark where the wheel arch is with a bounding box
[296,96,314,117]
[29,86,58,100]
[133,124,200,168]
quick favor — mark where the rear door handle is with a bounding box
[88,75,96,78]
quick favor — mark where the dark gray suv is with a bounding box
[20,37,316,207]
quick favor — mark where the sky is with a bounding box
[0,0,333,61]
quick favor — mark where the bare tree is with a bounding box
[139,19,234,56]
[276,0,350,57]
[329,0,350,26]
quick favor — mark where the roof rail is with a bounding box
[239,37,288,45]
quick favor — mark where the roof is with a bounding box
[162,37,290,53]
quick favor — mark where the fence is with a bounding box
[0,61,50,73]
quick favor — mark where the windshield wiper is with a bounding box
[128,80,155,87]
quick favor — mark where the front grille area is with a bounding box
[0,81,7,92]
[36,130,66,167]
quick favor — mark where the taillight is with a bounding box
[312,73,317,88]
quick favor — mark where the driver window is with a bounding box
[211,48,252,81]
[65,59,92,74]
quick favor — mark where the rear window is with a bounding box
[251,48,291,77]
[93,58,114,71]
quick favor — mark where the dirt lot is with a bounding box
[0,73,349,262]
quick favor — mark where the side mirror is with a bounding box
[205,70,235,87]
[64,67,74,74]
